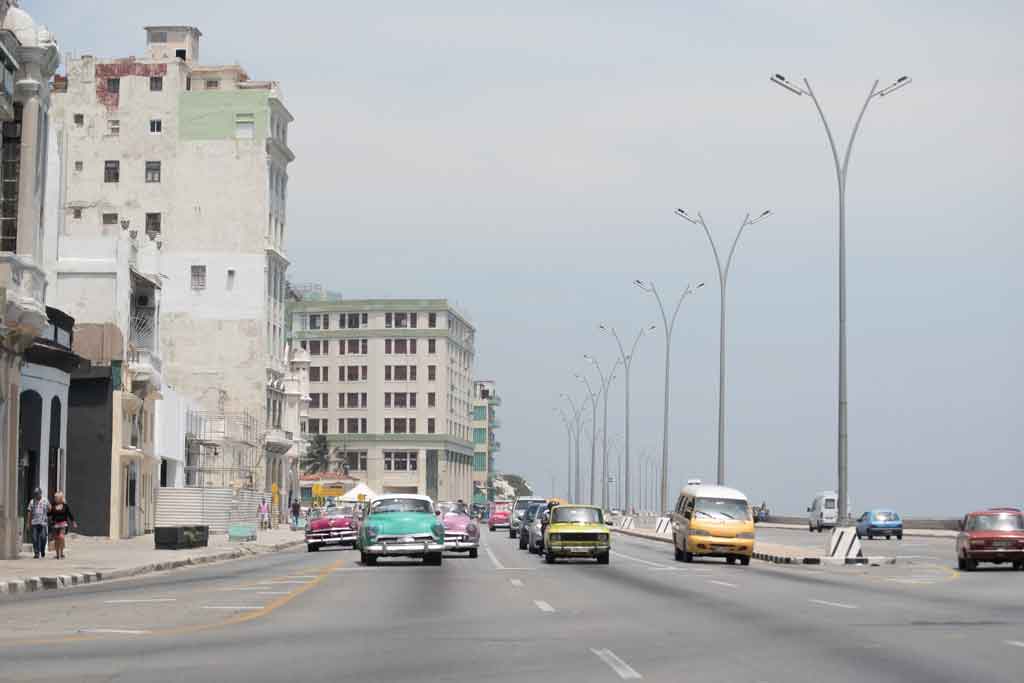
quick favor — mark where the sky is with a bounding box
[35,1,1024,516]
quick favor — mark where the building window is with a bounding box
[410,313,418,329]
[190,265,206,290]
[385,339,392,354]
[310,367,321,382]
[107,78,120,93]
[393,366,408,382]
[394,393,407,408]
[74,161,83,172]
[72,208,82,219]
[102,213,119,225]
[308,340,321,356]
[428,392,436,408]
[394,313,408,329]
[206,79,220,90]
[347,366,360,382]
[428,365,437,381]
[347,339,360,354]
[394,418,407,434]
[384,392,391,408]
[145,212,161,234]
[145,161,161,183]
[107,119,120,136]
[428,339,436,354]
[361,339,368,354]
[150,76,163,92]
[227,268,235,290]
[347,392,359,408]
[309,314,321,330]
[73,114,84,127]
[347,418,359,434]
[385,313,393,328]
[104,160,120,183]
[310,393,321,409]
[409,419,417,434]
[151,31,168,43]
[384,452,418,472]
[361,313,368,327]
[185,76,191,90]
[409,393,417,408]
[409,366,417,381]
[429,312,437,328]
[428,418,436,434]
[150,119,162,134]
[235,113,254,138]
[384,418,391,434]
[347,313,360,329]
[385,366,392,381]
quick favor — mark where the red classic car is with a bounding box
[306,503,360,552]
[438,501,479,558]
[956,509,1024,571]
[488,500,512,531]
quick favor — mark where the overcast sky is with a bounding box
[37,1,1023,516]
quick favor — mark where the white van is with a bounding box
[807,491,838,532]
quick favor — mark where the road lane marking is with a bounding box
[591,648,643,679]
[809,599,857,609]
[611,551,673,569]
[261,580,309,585]
[485,546,505,570]
[256,591,290,595]
[1006,641,1024,649]
[510,579,524,587]
[285,575,317,579]
[79,629,151,636]
[708,580,737,588]
[534,600,555,613]
[103,598,176,604]
[217,587,263,591]
[202,606,264,611]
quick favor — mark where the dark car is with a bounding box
[956,509,1024,571]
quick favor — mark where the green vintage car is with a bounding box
[358,494,446,566]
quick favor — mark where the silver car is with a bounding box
[517,503,544,551]
[525,507,548,554]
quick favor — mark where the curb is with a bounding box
[0,538,305,598]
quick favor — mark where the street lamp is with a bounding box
[676,208,771,486]
[771,73,911,523]
[635,280,703,513]
[559,393,586,502]
[600,323,655,513]
[583,354,622,511]
[573,374,601,505]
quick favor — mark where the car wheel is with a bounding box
[682,539,693,563]
[489,525,495,532]
[509,529,517,539]
[424,552,443,566]
[361,551,376,566]
[544,551,555,564]
[886,534,891,540]
[597,552,609,565]
[817,524,823,533]
[727,556,736,565]
[469,549,478,559]
[965,558,978,571]
[896,533,903,541]
[856,530,862,539]
[519,535,527,550]
[307,544,319,553]
[809,524,814,533]
[739,556,751,566]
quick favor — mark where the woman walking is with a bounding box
[48,492,76,559]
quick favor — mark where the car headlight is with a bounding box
[466,523,478,536]
[549,534,561,543]
[736,532,755,539]
[364,525,379,540]
[688,527,711,537]
[598,534,609,543]
[432,523,445,539]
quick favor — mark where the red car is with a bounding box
[956,508,1024,571]
[489,501,512,531]
[306,503,359,552]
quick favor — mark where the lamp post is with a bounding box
[559,394,586,502]
[771,73,911,523]
[675,209,771,486]
[583,354,622,511]
[575,374,602,505]
[600,324,655,514]
[634,280,703,513]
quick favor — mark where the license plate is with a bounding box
[992,540,1013,548]
[401,536,416,543]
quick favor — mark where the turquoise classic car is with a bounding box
[358,494,446,566]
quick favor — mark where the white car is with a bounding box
[808,491,838,532]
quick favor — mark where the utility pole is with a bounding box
[584,355,621,510]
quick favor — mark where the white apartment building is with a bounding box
[288,298,476,502]
[471,380,501,506]
[52,26,297,497]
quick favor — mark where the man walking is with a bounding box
[27,488,50,559]
[290,499,301,529]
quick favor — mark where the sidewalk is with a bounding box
[0,526,305,596]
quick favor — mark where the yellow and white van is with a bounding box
[669,483,754,565]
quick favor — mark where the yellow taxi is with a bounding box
[543,504,611,564]
[669,483,754,565]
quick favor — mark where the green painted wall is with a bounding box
[472,406,488,421]
[473,428,487,444]
[179,90,268,141]
[474,453,488,471]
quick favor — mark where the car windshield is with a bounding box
[694,498,751,521]
[968,514,1024,531]
[515,499,539,511]
[551,507,603,524]
[824,499,836,510]
[439,503,468,516]
[524,504,543,522]
[493,502,511,512]
[370,498,433,514]
[873,511,899,521]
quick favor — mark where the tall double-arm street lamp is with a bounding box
[599,324,655,513]
[634,280,703,513]
[675,209,772,486]
[583,355,622,510]
[574,374,601,505]
[559,394,587,502]
[771,73,911,523]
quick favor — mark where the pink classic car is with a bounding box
[306,503,360,552]
[489,500,512,531]
[438,501,479,558]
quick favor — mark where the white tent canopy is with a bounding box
[339,482,377,502]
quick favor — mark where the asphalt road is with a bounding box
[0,529,1021,682]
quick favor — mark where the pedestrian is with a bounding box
[48,491,76,559]
[26,488,50,559]
[258,498,270,530]
[290,499,301,528]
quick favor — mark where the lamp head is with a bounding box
[770,73,806,96]
[877,76,911,97]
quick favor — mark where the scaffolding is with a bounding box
[184,411,259,490]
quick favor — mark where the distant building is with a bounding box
[471,380,501,505]
[288,298,476,501]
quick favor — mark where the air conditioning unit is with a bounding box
[136,295,152,308]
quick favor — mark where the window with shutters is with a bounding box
[190,265,206,290]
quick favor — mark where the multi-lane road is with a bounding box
[0,529,1021,682]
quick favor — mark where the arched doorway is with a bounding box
[48,397,62,500]
[18,391,43,514]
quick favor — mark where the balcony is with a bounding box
[491,441,502,452]
[265,427,295,456]
[0,252,48,350]
[127,348,163,389]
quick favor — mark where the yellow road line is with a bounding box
[1,558,344,648]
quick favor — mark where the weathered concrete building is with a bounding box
[52,26,297,509]
[0,2,62,559]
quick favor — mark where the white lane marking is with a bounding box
[591,648,643,679]
[103,598,176,604]
[510,579,524,587]
[648,567,689,572]
[286,575,317,579]
[809,599,858,609]
[256,591,290,595]
[261,580,309,585]
[534,600,555,613]
[1006,641,1024,648]
[79,629,151,635]
[708,580,738,588]
[485,546,505,570]
[201,606,263,611]
[611,551,673,569]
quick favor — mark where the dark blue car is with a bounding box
[856,510,903,540]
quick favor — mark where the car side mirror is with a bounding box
[606,521,614,527]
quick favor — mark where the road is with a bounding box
[755,525,956,562]
[0,529,1021,682]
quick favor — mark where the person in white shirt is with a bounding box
[26,488,50,559]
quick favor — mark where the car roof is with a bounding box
[552,504,601,511]
[369,494,433,504]
[968,509,1023,516]
[679,484,749,501]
